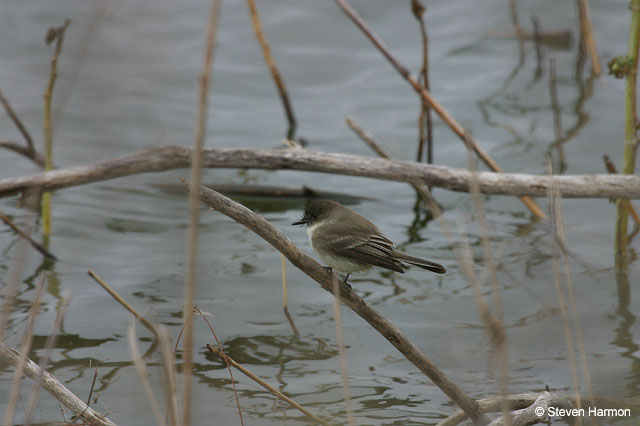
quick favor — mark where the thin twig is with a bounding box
[183,3,221,424]
[281,254,300,336]
[0,139,46,168]
[0,87,37,158]
[85,362,99,408]
[42,19,71,241]
[195,307,244,426]
[547,164,583,426]
[158,327,180,426]
[0,212,56,259]
[128,321,165,426]
[346,116,442,216]
[246,0,296,137]
[548,58,566,174]
[2,147,640,199]
[206,345,332,426]
[332,276,355,425]
[187,182,489,424]
[333,0,545,219]
[88,270,158,336]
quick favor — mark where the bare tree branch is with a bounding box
[0,147,638,200]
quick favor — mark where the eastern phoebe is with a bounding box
[292,200,445,288]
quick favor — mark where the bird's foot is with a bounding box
[342,273,352,293]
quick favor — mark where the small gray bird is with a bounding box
[292,200,445,288]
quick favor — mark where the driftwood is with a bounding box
[189,183,489,424]
[0,146,639,200]
[487,392,573,426]
[437,392,640,426]
[0,341,119,426]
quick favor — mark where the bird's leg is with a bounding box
[342,273,352,293]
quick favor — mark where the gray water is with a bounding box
[1,0,639,425]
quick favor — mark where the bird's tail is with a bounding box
[393,252,446,274]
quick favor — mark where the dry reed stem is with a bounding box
[0,342,119,426]
[246,0,296,134]
[128,320,170,426]
[411,0,433,164]
[615,0,640,267]
[88,270,158,336]
[183,2,221,424]
[547,173,583,426]
[466,154,511,425]
[548,58,566,174]
[486,29,572,45]
[2,146,640,199]
[345,116,441,216]
[194,307,244,426]
[42,19,70,240]
[603,155,640,226]
[187,182,489,424]
[84,362,99,411]
[206,345,332,425]
[24,289,71,426]
[508,0,525,63]
[281,254,300,336]
[158,327,181,426]
[333,0,545,219]
[0,235,30,342]
[4,273,45,426]
[575,0,601,75]
[548,162,596,415]
[0,212,56,259]
[331,276,355,425]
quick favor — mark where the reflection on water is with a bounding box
[1,0,639,424]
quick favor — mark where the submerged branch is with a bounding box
[0,342,119,426]
[0,146,639,200]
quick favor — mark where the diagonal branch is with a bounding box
[187,182,489,424]
[333,0,545,219]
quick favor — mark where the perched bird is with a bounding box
[292,200,445,289]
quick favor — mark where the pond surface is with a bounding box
[1,0,639,425]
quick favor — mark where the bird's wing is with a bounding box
[319,232,406,273]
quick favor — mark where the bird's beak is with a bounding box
[292,218,307,226]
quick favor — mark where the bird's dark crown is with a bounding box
[292,200,341,226]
